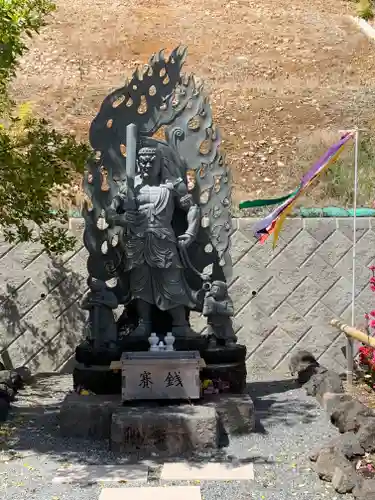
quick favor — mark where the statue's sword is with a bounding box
[126,123,137,194]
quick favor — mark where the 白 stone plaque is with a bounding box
[121,351,203,401]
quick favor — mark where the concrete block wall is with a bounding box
[0,217,374,375]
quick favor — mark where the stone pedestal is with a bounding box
[59,391,256,457]
[111,405,217,455]
[73,340,247,396]
[60,393,120,439]
[201,361,247,394]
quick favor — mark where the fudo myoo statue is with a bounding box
[105,144,200,337]
[80,46,234,345]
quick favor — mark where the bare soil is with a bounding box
[10,0,375,207]
[346,379,375,409]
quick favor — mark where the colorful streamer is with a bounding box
[240,132,354,247]
[238,189,298,209]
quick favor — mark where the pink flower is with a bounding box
[371,285,375,292]
[370,320,375,328]
[365,313,370,320]
[370,311,375,317]
[370,265,375,271]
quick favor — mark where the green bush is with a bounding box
[357,0,374,20]
[0,0,91,254]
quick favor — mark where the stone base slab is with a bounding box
[59,392,255,456]
[111,405,217,455]
[59,393,120,439]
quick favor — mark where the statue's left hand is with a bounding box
[178,233,194,249]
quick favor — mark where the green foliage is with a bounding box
[357,0,374,20]
[0,0,91,254]
[0,0,55,108]
[321,134,375,206]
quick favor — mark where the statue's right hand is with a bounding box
[124,210,143,225]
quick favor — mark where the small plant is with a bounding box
[357,0,374,20]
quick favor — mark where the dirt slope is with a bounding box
[11,0,375,206]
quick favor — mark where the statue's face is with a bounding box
[210,282,226,299]
[138,149,160,183]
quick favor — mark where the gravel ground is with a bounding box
[0,374,352,500]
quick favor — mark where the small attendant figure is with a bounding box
[81,276,119,349]
[202,280,237,348]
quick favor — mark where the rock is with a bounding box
[353,478,375,500]
[331,399,374,433]
[0,370,23,391]
[111,404,218,457]
[309,448,320,462]
[0,383,15,402]
[337,432,365,459]
[311,433,364,463]
[314,445,349,482]
[59,393,121,439]
[288,350,320,383]
[332,463,360,493]
[304,366,344,403]
[14,367,32,385]
[321,392,353,414]
[203,393,255,435]
[0,398,10,422]
[357,417,375,452]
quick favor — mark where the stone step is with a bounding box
[52,464,149,484]
[160,461,255,481]
[99,486,202,500]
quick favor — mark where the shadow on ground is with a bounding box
[247,379,319,434]
[0,373,321,468]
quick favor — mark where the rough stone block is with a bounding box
[59,393,120,439]
[332,463,359,494]
[315,446,349,482]
[304,367,344,403]
[321,392,353,414]
[323,433,364,460]
[111,404,218,456]
[331,399,375,433]
[357,417,375,452]
[353,478,375,500]
[203,393,255,434]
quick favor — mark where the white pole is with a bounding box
[347,127,359,386]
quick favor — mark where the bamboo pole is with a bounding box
[330,319,375,349]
